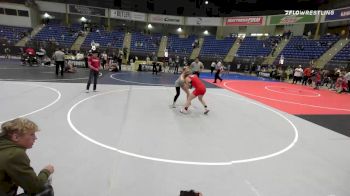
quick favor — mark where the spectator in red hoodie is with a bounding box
[86,50,100,92]
[302,66,312,86]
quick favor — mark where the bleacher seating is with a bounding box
[200,35,235,60]
[34,23,79,48]
[82,29,124,49]
[130,32,162,55]
[0,25,31,45]
[167,34,196,57]
[277,35,339,66]
[331,41,350,61]
[236,36,271,58]
[326,41,350,69]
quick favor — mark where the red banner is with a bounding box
[225,16,264,26]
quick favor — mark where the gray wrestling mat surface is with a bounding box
[1,81,350,196]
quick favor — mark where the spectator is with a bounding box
[4,47,10,59]
[117,50,123,71]
[313,70,322,90]
[190,57,204,77]
[210,61,216,75]
[86,50,100,92]
[307,30,311,38]
[76,51,84,61]
[65,61,76,73]
[101,51,108,70]
[213,60,223,83]
[42,55,52,66]
[292,65,303,84]
[151,52,158,75]
[52,48,65,76]
[344,71,350,92]
[336,75,348,94]
[302,66,312,86]
[0,118,54,196]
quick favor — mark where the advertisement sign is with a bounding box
[69,4,106,17]
[268,15,317,25]
[110,9,146,22]
[325,7,350,21]
[186,17,222,26]
[224,16,265,26]
[148,14,184,25]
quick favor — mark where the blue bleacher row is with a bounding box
[0,25,31,44]
[1,24,349,68]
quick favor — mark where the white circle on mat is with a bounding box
[67,87,298,166]
[224,81,350,112]
[265,86,321,97]
[0,82,61,124]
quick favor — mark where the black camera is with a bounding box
[180,190,201,196]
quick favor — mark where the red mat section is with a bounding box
[205,80,350,115]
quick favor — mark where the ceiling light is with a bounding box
[43,12,50,18]
[80,17,87,22]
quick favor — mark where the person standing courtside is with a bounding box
[190,57,204,77]
[292,65,303,84]
[213,60,223,83]
[86,50,101,92]
[52,48,65,76]
[117,50,123,71]
[210,61,216,75]
[152,52,158,75]
[174,55,180,74]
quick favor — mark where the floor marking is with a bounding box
[245,180,262,196]
[223,81,350,112]
[264,85,321,97]
[110,73,173,87]
[0,72,103,82]
[67,87,298,166]
[0,82,61,124]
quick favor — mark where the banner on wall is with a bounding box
[325,7,350,21]
[224,16,265,26]
[185,17,222,26]
[36,1,66,14]
[268,15,317,25]
[148,14,184,25]
[110,9,146,22]
[68,4,106,17]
